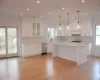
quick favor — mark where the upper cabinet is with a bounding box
[21,17,44,37]
[32,23,40,36]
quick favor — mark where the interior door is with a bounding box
[0,28,6,58]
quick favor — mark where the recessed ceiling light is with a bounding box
[27,9,29,10]
[62,18,64,20]
[40,16,42,18]
[85,14,87,15]
[82,0,85,2]
[62,7,65,10]
[20,13,23,15]
[49,12,51,14]
[37,1,40,3]
[72,17,74,18]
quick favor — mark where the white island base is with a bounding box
[52,43,89,65]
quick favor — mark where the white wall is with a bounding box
[0,15,21,27]
[91,12,100,57]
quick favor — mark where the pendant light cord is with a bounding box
[67,13,69,25]
[77,11,80,24]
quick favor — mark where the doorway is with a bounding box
[0,27,18,58]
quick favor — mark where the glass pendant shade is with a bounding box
[76,11,81,30]
[66,25,70,30]
[76,24,81,30]
[59,24,62,30]
[59,27,62,30]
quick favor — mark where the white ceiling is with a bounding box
[0,0,100,18]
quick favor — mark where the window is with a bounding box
[48,28,57,38]
[96,25,100,45]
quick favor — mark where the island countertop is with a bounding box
[53,41,89,47]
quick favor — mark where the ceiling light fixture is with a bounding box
[20,13,23,15]
[66,13,70,30]
[59,24,62,30]
[76,11,81,30]
[27,9,29,10]
[85,13,87,15]
[62,7,65,10]
[49,12,51,14]
[59,27,62,30]
[72,17,74,19]
[82,0,85,2]
[62,18,64,20]
[37,1,40,3]
[40,16,42,18]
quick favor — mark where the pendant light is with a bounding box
[59,24,62,30]
[66,13,70,29]
[58,15,62,31]
[76,11,81,30]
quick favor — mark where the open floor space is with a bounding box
[0,54,100,80]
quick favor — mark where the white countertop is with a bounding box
[53,41,89,47]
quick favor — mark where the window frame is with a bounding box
[47,28,56,39]
[96,25,100,46]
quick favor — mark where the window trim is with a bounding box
[96,25,100,46]
[48,28,56,39]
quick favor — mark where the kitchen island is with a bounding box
[52,42,90,65]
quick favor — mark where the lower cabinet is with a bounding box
[22,44,42,57]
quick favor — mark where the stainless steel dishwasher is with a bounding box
[41,43,47,55]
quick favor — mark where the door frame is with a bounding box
[0,26,19,58]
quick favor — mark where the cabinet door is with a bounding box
[37,23,40,36]
[32,23,40,36]
[32,23,37,36]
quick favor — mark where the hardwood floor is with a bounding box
[0,54,100,80]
